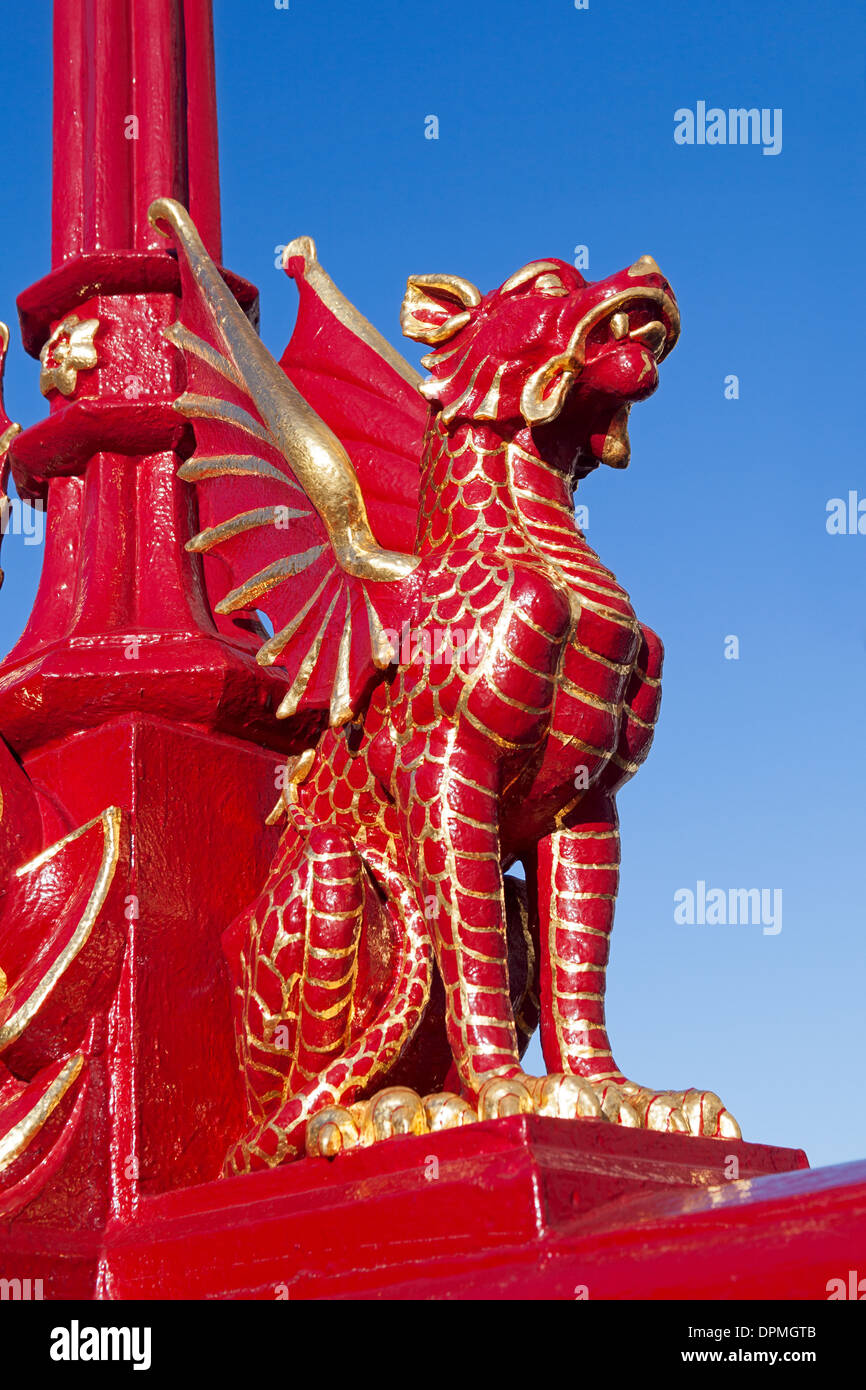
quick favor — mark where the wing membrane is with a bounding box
[151,199,422,726]
[280,238,424,554]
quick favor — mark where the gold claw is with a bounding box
[682,1089,743,1140]
[528,1073,604,1120]
[359,1087,428,1145]
[476,1075,534,1121]
[305,1105,360,1158]
[422,1091,476,1131]
[648,1100,689,1134]
[597,1082,641,1128]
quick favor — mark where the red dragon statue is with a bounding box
[149,199,740,1173]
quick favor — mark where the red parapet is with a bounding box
[5,1117,864,1301]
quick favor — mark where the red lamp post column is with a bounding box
[2,0,293,748]
[0,0,293,1250]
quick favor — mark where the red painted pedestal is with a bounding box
[7,1116,862,1301]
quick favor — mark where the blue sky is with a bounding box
[0,0,863,1167]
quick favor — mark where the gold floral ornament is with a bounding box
[39,314,99,397]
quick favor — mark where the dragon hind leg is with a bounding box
[224,828,433,1173]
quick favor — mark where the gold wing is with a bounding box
[150,198,419,727]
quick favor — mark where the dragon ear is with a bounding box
[400,273,481,345]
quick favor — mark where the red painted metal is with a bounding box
[0,0,295,1244]
[3,0,287,761]
[0,0,862,1301]
[6,1116,863,1302]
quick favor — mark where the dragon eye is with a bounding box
[534,273,568,297]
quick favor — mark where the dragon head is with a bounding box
[402,255,680,474]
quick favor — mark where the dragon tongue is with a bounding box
[600,404,631,468]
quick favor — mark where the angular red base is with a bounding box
[3,1116,861,1300]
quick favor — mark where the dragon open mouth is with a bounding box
[589,287,680,365]
[517,287,681,472]
[604,307,669,360]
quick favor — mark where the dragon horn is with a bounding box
[149,198,417,584]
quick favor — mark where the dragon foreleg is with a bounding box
[536,797,740,1138]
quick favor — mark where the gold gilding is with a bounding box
[1,808,122,1049]
[0,423,18,458]
[627,253,663,278]
[265,746,317,825]
[0,321,21,458]
[401,273,481,345]
[500,262,568,297]
[330,593,355,727]
[39,314,99,397]
[150,198,417,585]
[519,285,680,427]
[0,1054,84,1175]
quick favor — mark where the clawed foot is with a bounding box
[305,1071,645,1157]
[306,1086,477,1157]
[305,1071,740,1155]
[475,1072,641,1126]
[617,1082,741,1138]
